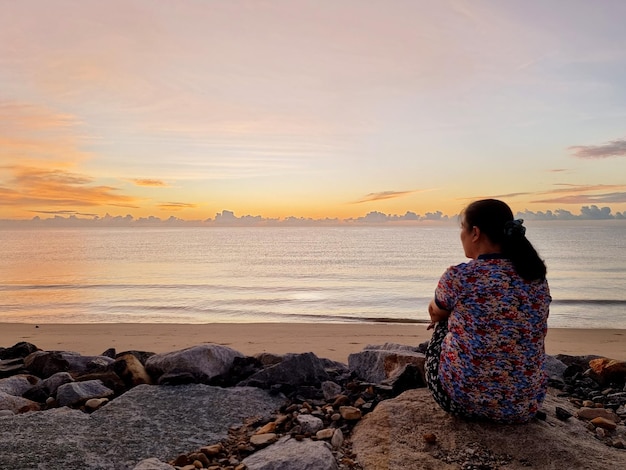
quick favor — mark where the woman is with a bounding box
[425,199,551,423]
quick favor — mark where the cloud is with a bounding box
[569,138,626,159]
[157,202,197,211]
[132,179,169,187]
[352,190,419,204]
[0,165,140,209]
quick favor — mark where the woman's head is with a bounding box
[461,199,547,281]
[461,199,515,246]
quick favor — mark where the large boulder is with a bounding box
[348,343,426,384]
[242,435,338,470]
[0,390,40,414]
[0,374,40,396]
[0,384,285,469]
[145,344,244,384]
[24,351,70,378]
[351,388,626,470]
[238,352,336,389]
[0,342,39,360]
[56,380,115,407]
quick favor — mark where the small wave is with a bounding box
[552,299,626,306]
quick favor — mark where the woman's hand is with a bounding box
[427,298,450,330]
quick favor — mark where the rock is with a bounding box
[0,357,26,378]
[316,428,335,440]
[56,380,114,407]
[24,351,70,378]
[331,428,344,449]
[84,397,109,411]
[381,363,425,394]
[0,390,40,413]
[588,358,626,384]
[348,343,426,384]
[0,384,284,469]
[250,433,278,447]
[146,344,244,384]
[321,380,342,401]
[590,417,617,431]
[576,407,619,421]
[340,405,362,420]
[0,342,39,360]
[60,352,115,376]
[239,352,334,389]
[112,353,152,387]
[133,457,175,469]
[0,374,40,396]
[555,406,573,421]
[24,371,75,402]
[352,388,626,470]
[242,436,338,470]
[296,414,324,434]
[545,354,568,380]
[76,370,127,395]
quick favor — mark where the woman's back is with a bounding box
[437,257,551,423]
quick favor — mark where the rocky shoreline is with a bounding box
[1,340,626,469]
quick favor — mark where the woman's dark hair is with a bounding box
[462,199,547,281]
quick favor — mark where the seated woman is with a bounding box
[425,199,551,423]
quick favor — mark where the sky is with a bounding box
[2,0,626,224]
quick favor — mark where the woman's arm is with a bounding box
[427,298,451,330]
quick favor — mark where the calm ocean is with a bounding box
[1,222,624,328]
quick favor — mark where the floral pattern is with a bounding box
[431,255,551,423]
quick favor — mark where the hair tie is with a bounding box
[504,219,526,238]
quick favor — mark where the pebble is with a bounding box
[339,406,362,421]
[331,428,344,449]
[249,433,277,447]
[316,428,335,440]
[576,407,617,421]
[590,416,617,431]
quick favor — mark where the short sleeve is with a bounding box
[434,265,460,311]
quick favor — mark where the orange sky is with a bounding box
[2,1,626,222]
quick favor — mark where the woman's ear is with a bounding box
[471,225,481,242]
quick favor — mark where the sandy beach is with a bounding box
[1,323,625,363]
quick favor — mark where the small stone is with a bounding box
[590,416,617,430]
[255,421,277,434]
[189,453,210,467]
[316,428,335,440]
[249,433,277,447]
[534,410,547,421]
[576,407,618,421]
[331,413,341,421]
[354,397,366,408]
[332,395,350,407]
[85,398,109,411]
[339,405,362,420]
[201,444,224,456]
[582,400,595,408]
[423,433,437,443]
[596,427,607,438]
[612,439,625,449]
[555,406,573,421]
[331,427,344,449]
[193,460,203,469]
[173,454,191,467]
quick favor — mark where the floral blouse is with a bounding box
[435,254,551,423]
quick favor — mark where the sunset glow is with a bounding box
[2,1,626,223]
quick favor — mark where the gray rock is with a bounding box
[0,390,40,413]
[0,374,40,396]
[132,458,175,469]
[60,352,115,375]
[0,357,25,377]
[145,344,243,384]
[24,371,74,402]
[57,380,114,407]
[0,384,284,469]
[545,354,568,380]
[242,436,338,470]
[24,351,70,378]
[352,388,626,470]
[348,343,426,384]
[296,414,324,434]
[0,341,39,360]
[239,352,331,388]
[321,380,342,400]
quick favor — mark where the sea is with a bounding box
[1,221,624,328]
